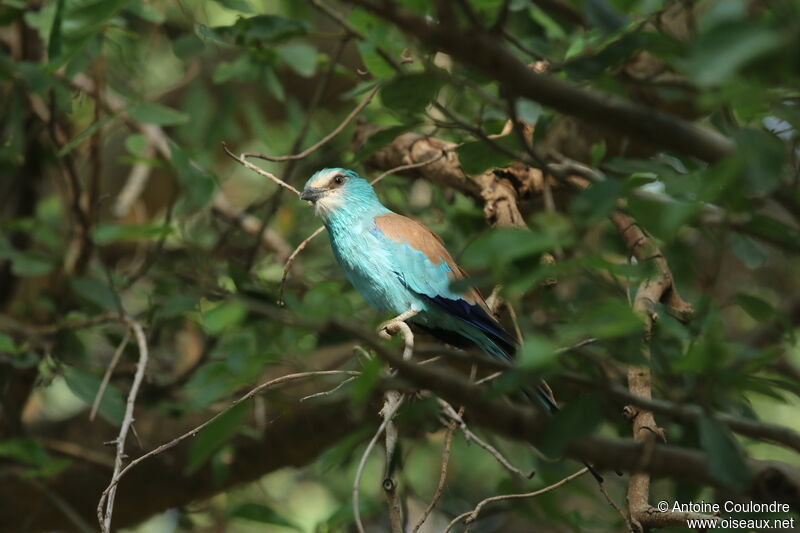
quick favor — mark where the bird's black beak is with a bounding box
[300,187,324,203]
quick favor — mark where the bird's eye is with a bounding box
[333,175,345,185]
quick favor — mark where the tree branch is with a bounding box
[350,0,735,163]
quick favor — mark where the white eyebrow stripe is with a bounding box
[309,169,339,189]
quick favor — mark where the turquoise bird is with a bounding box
[300,168,603,481]
[300,168,517,367]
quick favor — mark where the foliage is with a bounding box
[0,0,799,532]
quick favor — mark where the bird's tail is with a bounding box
[422,298,604,483]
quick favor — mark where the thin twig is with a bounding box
[242,85,379,163]
[90,329,131,421]
[278,225,325,305]
[99,317,148,533]
[221,143,301,196]
[96,370,359,523]
[27,478,94,533]
[353,394,406,533]
[310,0,403,72]
[439,399,533,479]
[444,467,589,532]
[412,415,458,532]
[300,375,357,401]
[597,481,638,533]
[369,152,446,186]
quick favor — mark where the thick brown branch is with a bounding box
[337,324,800,508]
[0,398,361,533]
[351,1,735,163]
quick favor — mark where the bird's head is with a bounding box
[300,168,381,221]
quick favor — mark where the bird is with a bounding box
[300,168,517,364]
[300,167,603,482]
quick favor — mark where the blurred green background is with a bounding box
[1,0,799,531]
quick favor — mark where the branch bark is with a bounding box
[341,325,800,510]
[350,0,735,164]
[0,398,360,533]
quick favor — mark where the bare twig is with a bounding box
[278,225,325,305]
[443,467,589,533]
[300,375,357,401]
[241,85,379,163]
[412,415,458,532]
[212,192,293,262]
[90,329,131,421]
[382,390,405,533]
[353,393,405,533]
[310,0,402,72]
[99,317,148,533]
[96,370,359,526]
[221,143,301,196]
[369,152,446,186]
[113,143,156,218]
[439,399,534,479]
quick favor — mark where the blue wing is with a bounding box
[373,213,516,360]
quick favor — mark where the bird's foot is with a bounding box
[378,310,417,360]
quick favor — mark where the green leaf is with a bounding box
[159,294,198,319]
[736,294,774,321]
[538,394,602,455]
[0,438,50,466]
[202,301,247,334]
[170,142,217,214]
[277,43,318,78]
[516,99,542,124]
[583,0,628,34]
[57,114,116,157]
[590,140,607,166]
[558,299,642,342]
[461,227,570,269]
[681,22,783,87]
[229,502,299,529]
[263,66,285,102]
[735,128,786,197]
[212,0,252,13]
[93,223,171,245]
[351,357,382,403]
[457,136,520,175]
[211,14,309,48]
[569,178,621,224]
[357,124,416,161]
[0,332,17,353]
[186,402,247,473]
[517,334,559,370]
[128,102,189,126]
[381,73,444,114]
[357,41,395,78]
[697,415,752,488]
[124,133,148,156]
[730,234,767,269]
[172,33,205,59]
[63,365,125,425]
[10,252,55,277]
[47,0,65,62]
[70,277,118,311]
